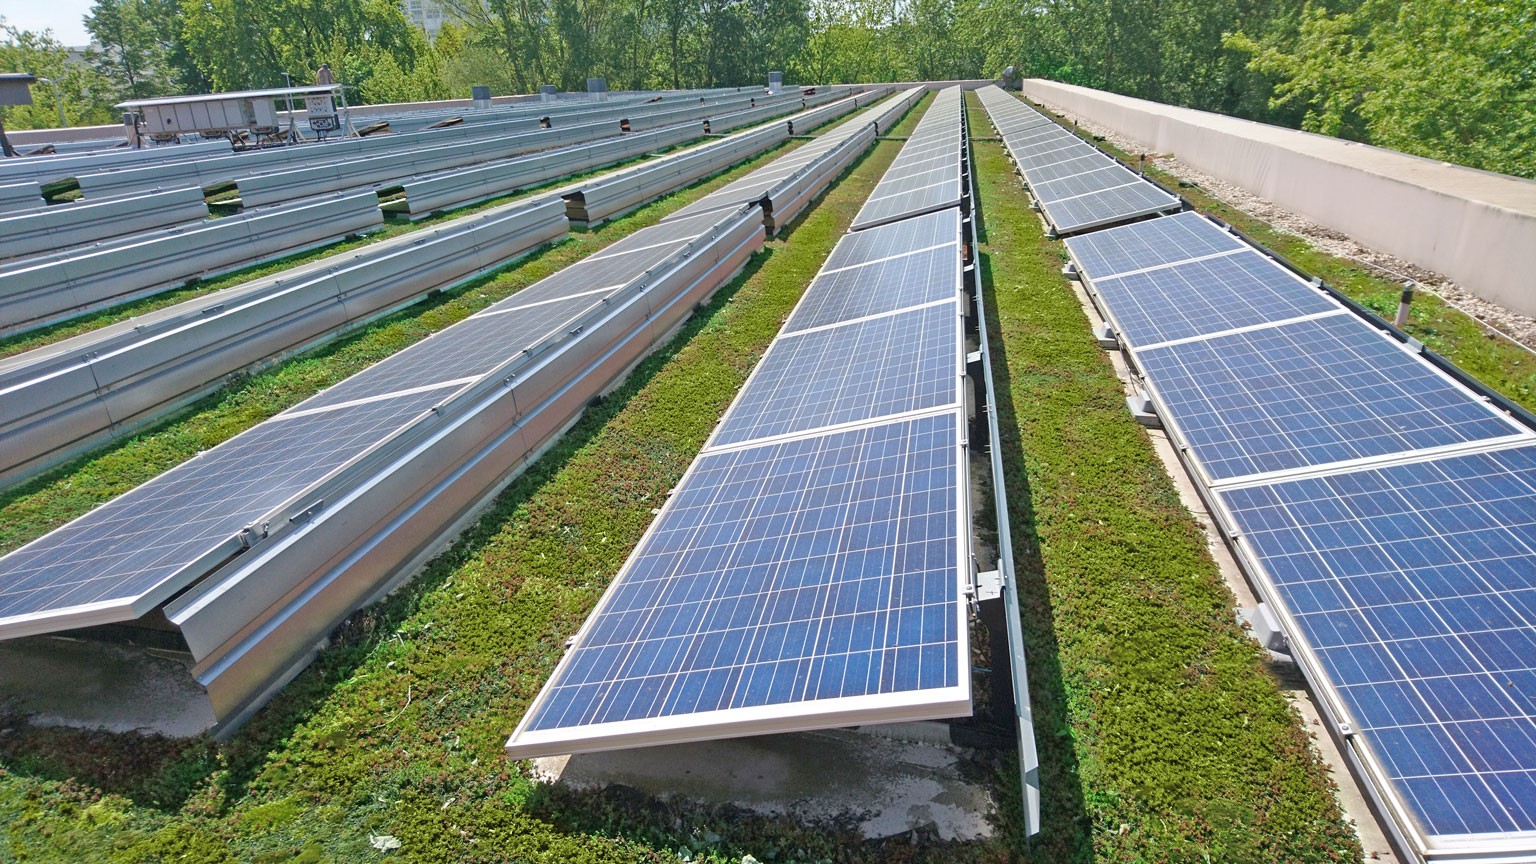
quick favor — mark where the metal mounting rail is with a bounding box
[964,101,1043,837]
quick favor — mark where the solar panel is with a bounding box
[977,87,1180,234]
[1138,313,1530,482]
[0,386,446,626]
[509,142,973,756]
[1064,211,1246,281]
[1029,164,1130,200]
[664,97,893,223]
[1026,153,1114,184]
[1016,141,1091,171]
[1217,444,1536,846]
[711,302,960,448]
[0,206,744,637]
[288,221,708,411]
[1040,180,1184,236]
[787,245,960,334]
[1089,249,1339,348]
[993,115,1057,135]
[821,206,959,273]
[507,410,970,757]
[853,182,962,231]
[849,87,963,231]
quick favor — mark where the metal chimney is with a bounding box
[768,71,783,95]
[587,78,608,102]
[540,84,558,103]
[471,85,492,110]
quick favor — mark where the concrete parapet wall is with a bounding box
[1022,78,1536,319]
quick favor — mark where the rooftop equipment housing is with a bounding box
[117,86,345,145]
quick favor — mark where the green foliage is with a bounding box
[1226,0,1536,177]
[179,0,424,92]
[0,23,117,130]
[84,0,209,101]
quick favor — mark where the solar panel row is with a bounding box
[1064,211,1531,484]
[1219,445,1536,850]
[850,87,965,231]
[0,206,751,637]
[507,133,975,757]
[976,85,1180,235]
[664,93,896,224]
[1063,208,1536,859]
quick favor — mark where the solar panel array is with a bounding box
[508,98,979,757]
[850,87,964,230]
[662,91,897,224]
[0,206,745,637]
[1063,209,1536,860]
[976,85,1180,235]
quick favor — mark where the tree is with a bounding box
[0,22,116,130]
[655,0,695,88]
[180,0,422,94]
[86,0,169,99]
[1226,0,1536,177]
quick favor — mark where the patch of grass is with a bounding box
[1021,95,1536,413]
[969,98,1362,862]
[0,139,802,558]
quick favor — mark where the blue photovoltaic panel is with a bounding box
[979,86,1179,234]
[1219,445,1536,841]
[1030,165,1128,201]
[1092,249,1339,347]
[522,412,965,735]
[1140,313,1526,481]
[712,302,959,447]
[0,204,745,634]
[821,207,958,273]
[999,121,1069,143]
[0,387,445,623]
[1064,211,1246,281]
[852,180,961,232]
[786,245,959,334]
[850,88,961,230]
[300,295,604,410]
[1017,141,1089,171]
[297,214,714,409]
[1038,176,1181,235]
[1027,153,1113,184]
[664,99,891,222]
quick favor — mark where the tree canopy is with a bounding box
[1,0,1532,178]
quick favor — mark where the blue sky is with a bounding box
[1,0,96,46]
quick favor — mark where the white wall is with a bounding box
[1022,79,1536,319]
